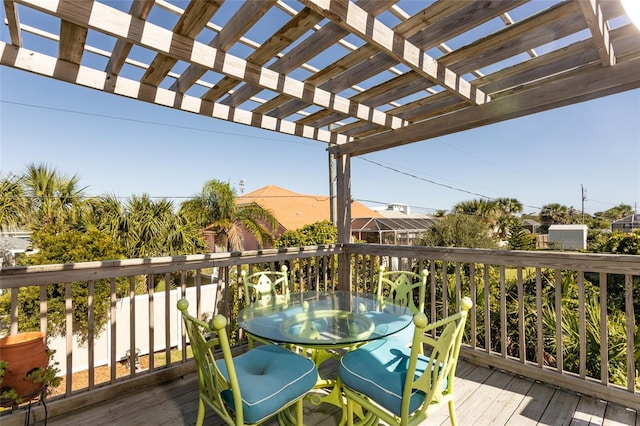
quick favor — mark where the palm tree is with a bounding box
[83,194,206,258]
[22,163,87,230]
[540,203,569,233]
[180,179,278,252]
[0,174,28,231]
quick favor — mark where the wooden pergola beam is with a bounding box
[300,0,489,106]
[332,58,640,156]
[14,0,407,130]
[3,0,21,46]
[105,0,154,76]
[0,42,349,145]
[140,0,223,86]
[220,0,398,109]
[578,0,616,66]
[169,0,278,94]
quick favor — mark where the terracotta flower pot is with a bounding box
[0,332,49,406]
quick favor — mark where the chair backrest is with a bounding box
[402,297,472,420]
[376,265,428,314]
[241,265,289,307]
[176,299,245,424]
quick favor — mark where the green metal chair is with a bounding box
[177,299,317,426]
[375,265,428,347]
[339,297,473,426]
[241,265,290,348]
[241,265,289,307]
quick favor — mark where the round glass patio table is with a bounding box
[238,290,414,426]
[238,290,414,348]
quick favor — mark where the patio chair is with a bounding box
[375,265,428,347]
[177,299,317,426]
[241,265,290,307]
[241,265,290,348]
[339,297,472,426]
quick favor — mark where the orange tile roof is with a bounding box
[236,185,382,231]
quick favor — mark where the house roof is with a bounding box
[236,185,381,231]
[1,1,638,156]
[612,214,640,224]
[351,217,436,233]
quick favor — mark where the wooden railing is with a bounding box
[0,243,638,423]
[346,244,639,410]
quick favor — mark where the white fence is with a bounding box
[47,284,218,375]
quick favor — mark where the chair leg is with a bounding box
[196,398,205,426]
[295,398,304,425]
[346,397,355,426]
[448,400,457,426]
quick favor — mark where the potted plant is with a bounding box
[0,332,61,408]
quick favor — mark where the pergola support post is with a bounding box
[335,153,352,291]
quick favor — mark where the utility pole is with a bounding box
[581,185,587,224]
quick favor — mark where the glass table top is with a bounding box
[238,290,414,347]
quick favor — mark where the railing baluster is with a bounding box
[484,264,490,355]
[148,274,154,372]
[624,274,635,393]
[536,267,543,368]
[88,279,95,389]
[578,271,586,379]
[110,277,117,383]
[599,272,608,386]
[555,268,563,373]
[65,282,73,395]
[500,265,506,358]
[517,267,524,363]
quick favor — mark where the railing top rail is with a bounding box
[0,245,342,288]
[345,244,640,275]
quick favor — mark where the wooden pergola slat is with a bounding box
[301,0,488,105]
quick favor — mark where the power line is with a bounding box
[356,157,543,211]
[1,100,318,147]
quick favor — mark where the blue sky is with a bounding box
[1,66,639,216]
[1,0,639,217]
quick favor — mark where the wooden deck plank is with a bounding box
[538,387,581,425]
[570,396,608,425]
[602,403,638,426]
[13,358,637,426]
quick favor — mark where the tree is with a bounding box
[180,180,277,251]
[594,204,634,221]
[275,220,337,247]
[590,229,640,255]
[0,174,28,231]
[507,218,536,250]
[419,214,497,248]
[84,194,206,259]
[1,227,127,343]
[21,163,87,230]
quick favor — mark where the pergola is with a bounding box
[2,0,639,255]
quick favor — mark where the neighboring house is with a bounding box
[358,203,436,245]
[351,217,436,245]
[611,214,640,232]
[548,224,588,250]
[234,185,382,250]
[522,219,541,234]
[0,232,33,267]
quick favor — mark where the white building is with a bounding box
[548,224,588,250]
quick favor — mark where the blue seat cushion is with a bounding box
[216,344,317,424]
[339,339,431,417]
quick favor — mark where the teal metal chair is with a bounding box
[241,265,290,348]
[375,265,428,347]
[339,297,472,426]
[177,299,317,426]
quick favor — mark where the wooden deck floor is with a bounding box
[22,359,640,426]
